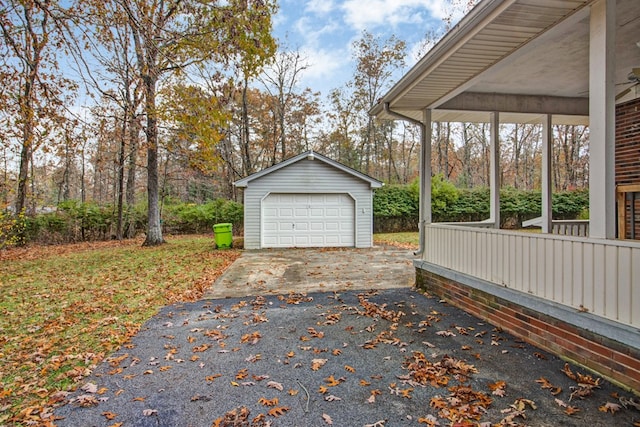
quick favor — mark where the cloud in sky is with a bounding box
[341,0,449,30]
[272,0,452,96]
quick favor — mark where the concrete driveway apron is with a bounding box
[203,246,415,299]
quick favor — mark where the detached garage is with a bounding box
[235,151,383,249]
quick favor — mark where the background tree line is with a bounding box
[1,0,589,246]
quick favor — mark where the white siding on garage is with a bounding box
[241,158,375,249]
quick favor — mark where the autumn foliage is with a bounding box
[0,235,240,426]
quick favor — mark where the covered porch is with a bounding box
[371,0,640,391]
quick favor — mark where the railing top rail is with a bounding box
[427,222,640,249]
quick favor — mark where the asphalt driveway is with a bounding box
[54,247,640,426]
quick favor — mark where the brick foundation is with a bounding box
[416,265,640,393]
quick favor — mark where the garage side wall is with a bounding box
[243,159,374,249]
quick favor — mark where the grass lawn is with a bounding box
[0,235,241,426]
[374,231,419,249]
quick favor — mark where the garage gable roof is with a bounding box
[234,151,384,188]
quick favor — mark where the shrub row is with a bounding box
[373,176,589,232]
[0,199,243,246]
[1,180,589,246]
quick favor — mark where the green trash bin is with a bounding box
[213,223,233,249]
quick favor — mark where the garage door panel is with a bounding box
[262,193,354,248]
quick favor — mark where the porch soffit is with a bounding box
[372,0,640,124]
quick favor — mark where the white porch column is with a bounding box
[490,112,500,228]
[589,0,616,239]
[422,109,433,225]
[541,114,553,233]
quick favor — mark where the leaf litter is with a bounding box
[0,236,240,426]
[47,282,638,426]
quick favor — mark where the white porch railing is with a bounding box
[521,217,590,237]
[423,223,640,328]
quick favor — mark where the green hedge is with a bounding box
[373,179,589,232]
[10,198,244,246]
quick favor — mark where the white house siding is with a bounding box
[242,158,374,249]
[423,224,640,328]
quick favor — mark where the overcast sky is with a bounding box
[271,0,464,98]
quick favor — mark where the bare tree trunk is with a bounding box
[125,120,138,238]
[241,78,252,175]
[15,133,31,214]
[143,72,164,246]
[116,115,126,240]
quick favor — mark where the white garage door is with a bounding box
[262,193,355,248]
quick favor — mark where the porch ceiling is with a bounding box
[371,0,640,124]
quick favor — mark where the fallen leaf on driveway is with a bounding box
[322,413,333,424]
[267,406,289,417]
[102,411,117,420]
[81,383,98,394]
[599,402,621,413]
[565,405,581,415]
[267,381,283,391]
[142,409,157,416]
[311,358,328,371]
[417,414,440,426]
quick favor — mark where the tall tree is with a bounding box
[554,125,589,191]
[99,0,277,245]
[352,30,406,176]
[0,0,75,215]
[258,48,309,163]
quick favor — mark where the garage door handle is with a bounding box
[292,223,295,230]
